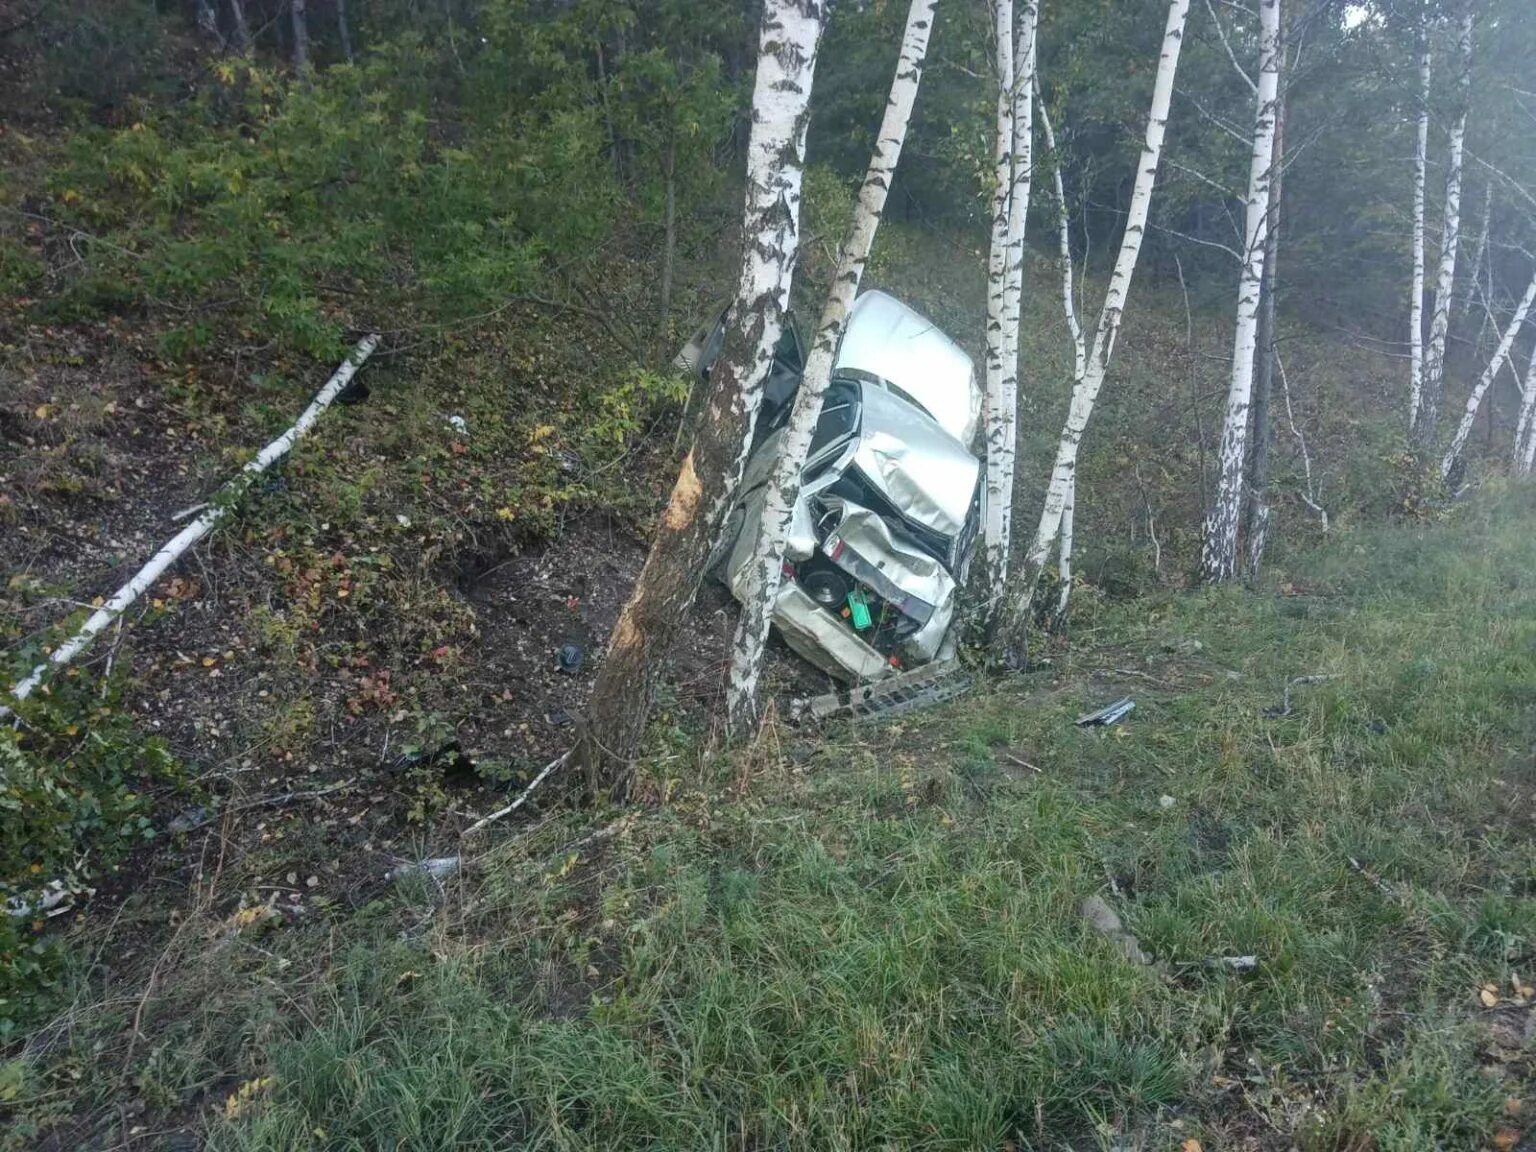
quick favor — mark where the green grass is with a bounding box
[10,485,1536,1150]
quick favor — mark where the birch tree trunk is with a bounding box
[993,2,1039,599]
[1037,91,1086,620]
[1241,14,1288,580]
[993,0,1191,665]
[1441,265,1536,477]
[228,0,252,53]
[581,0,824,793]
[291,0,312,75]
[337,0,355,62]
[979,0,1016,612]
[724,0,936,734]
[1515,346,1536,477]
[1201,0,1282,585]
[1408,26,1430,431]
[1413,9,1473,451]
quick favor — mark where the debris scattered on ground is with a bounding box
[385,856,462,883]
[445,413,469,434]
[1159,793,1177,809]
[1079,894,1152,965]
[1264,673,1337,717]
[1076,696,1135,727]
[555,642,585,675]
[792,659,971,724]
[1213,955,1258,972]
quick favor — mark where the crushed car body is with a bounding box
[681,290,982,683]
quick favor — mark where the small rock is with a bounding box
[1159,794,1176,810]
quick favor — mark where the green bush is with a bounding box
[0,677,178,1038]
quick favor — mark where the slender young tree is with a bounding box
[228,0,252,53]
[993,0,1192,663]
[1515,345,1536,477]
[291,0,312,75]
[1408,19,1431,430]
[1036,92,1086,619]
[1441,265,1536,477]
[995,1,1040,584]
[582,0,825,792]
[336,0,355,62]
[980,0,1017,611]
[724,0,937,732]
[1242,8,1291,580]
[1202,0,1283,584]
[1414,8,1474,450]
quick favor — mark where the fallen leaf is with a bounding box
[1181,1140,1203,1152]
[223,1076,273,1119]
[1505,1097,1523,1118]
[1492,1128,1520,1151]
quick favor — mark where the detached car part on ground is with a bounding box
[679,291,983,686]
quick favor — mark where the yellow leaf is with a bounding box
[528,424,556,444]
[202,656,217,668]
[34,404,52,419]
[1506,1097,1523,1118]
[223,1076,273,1119]
[1480,987,1500,1008]
[1493,1128,1520,1151]
[1181,1141,1203,1152]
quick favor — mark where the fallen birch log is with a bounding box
[9,334,380,704]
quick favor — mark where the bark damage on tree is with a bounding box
[579,0,824,797]
[723,0,936,735]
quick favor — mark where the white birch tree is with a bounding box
[1442,265,1536,477]
[724,0,937,732]
[993,0,1191,662]
[1414,8,1474,450]
[1037,91,1086,619]
[995,1,1040,579]
[582,0,825,792]
[980,0,1017,610]
[1202,0,1283,584]
[1516,345,1536,477]
[1408,23,1431,430]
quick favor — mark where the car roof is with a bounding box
[834,291,980,445]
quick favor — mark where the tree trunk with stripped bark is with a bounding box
[580,0,825,794]
[724,0,936,734]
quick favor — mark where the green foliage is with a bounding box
[0,677,178,1038]
[158,487,1536,1149]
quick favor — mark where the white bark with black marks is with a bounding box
[1515,346,1536,477]
[725,0,936,732]
[1408,27,1430,429]
[993,2,1039,593]
[980,0,1016,608]
[1037,93,1085,618]
[1415,10,1473,449]
[1443,266,1536,477]
[10,336,380,706]
[1202,0,1282,584]
[582,0,825,789]
[995,0,1191,657]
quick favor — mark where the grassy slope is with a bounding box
[39,484,1516,1151]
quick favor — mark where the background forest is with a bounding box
[2,0,1536,1148]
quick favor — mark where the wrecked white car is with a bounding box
[681,291,982,683]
